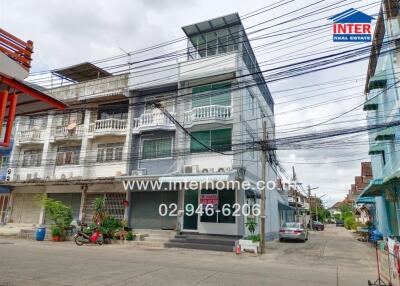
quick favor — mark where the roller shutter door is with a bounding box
[130,191,178,230]
[46,193,82,223]
[10,193,41,224]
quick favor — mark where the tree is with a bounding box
[41,197,73,238]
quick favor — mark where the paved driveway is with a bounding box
[0,225,376,286]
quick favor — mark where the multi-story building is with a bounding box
[358,0,400,237]
[122,13,286,239]
[6,65,130,225]
[3,13,287,241]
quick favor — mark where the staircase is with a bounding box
[132,229,176,248]
[165,233,238,252]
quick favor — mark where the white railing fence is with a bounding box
[133,112,175,129]
[184,105,232,123]
[89,118,127,133]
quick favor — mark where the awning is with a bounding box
[0,185,10,194]
[383,169,400,184]
[363,96,379,111]
[369,143,385,155]
[159,173,233,183]
[359,179,385,197]
[356,196,376,204]
[245,188,261,199]
[375,127,395,141]
[278,201,294,211]
[369,71,387,90]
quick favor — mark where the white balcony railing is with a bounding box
[184,105,232,124]
[133,112,175,133]
[88,118,127,136]
[53,125,84,139]
[18,130,43,143]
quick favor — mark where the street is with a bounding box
[0,225,376,286]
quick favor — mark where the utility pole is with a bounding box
[307,185,319,229]
[260,121,267,254]
[292,166,298,222]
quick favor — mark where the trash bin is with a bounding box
[36,227,46,241]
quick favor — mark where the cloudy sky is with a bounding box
[1,0,381,206]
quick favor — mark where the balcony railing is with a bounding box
[18,130,42,143]
[184,105,232,124]
[88,118,127,136]
[133,112,175,133]
[53,125,84,139]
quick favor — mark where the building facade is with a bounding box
[2,13,287,240]
[359,0,400,237]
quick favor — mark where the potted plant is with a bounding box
[51,225,61,242]
[41,197,73,241]
[239,216,260,253]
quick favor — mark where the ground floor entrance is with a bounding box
[130,191,178,230]
[46,193,82,223]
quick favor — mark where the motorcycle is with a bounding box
[74,221,103,246]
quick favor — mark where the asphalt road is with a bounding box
[0,225,376,286]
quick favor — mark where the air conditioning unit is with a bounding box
[60,174,67,180]
[26,173,32,180]
[45,176,51,180]
[201,168,215,173]
[217,167,231,173]
[14,174,20,181]
[33,172,38,179]
[131,168,147,176]
[184,165,199,174]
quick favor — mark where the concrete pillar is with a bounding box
[79,185,87,222]
[38,192,47,225]
[123,95,134,175]
[80,110,91,178]
[41,112,55,179]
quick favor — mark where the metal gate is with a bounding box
[130,191,178,230]
[84,193,125,223]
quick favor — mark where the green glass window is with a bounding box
[211,128,232,151]
[142,138,172,159]
[190,131,210,153]
[192,82,231,108]
[190,129,231,153]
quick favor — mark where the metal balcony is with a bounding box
[132,112,176,134]
[88,118,127,138]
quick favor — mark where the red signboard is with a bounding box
[200,194,218,207]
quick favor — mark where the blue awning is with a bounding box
[0,186,10,193]
[359,179,385,197]
[278,201,294,211]
[356,196,375,204]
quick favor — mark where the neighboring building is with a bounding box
[346,162,373,203]
[6,64,130,225]
[0,137,12,224]
[358,0,400,237]
[2,13,287,241]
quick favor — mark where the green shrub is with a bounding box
[245,217,257,235]
[100,216,122,238]
[126,231,135,241]
[344,216,357,230]
[41,197,72,238]
[245,234,260,243]
[51,225,61,237]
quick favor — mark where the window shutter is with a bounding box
[190,131,210,153]
[211,128,231,151]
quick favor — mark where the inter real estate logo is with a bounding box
[328,8,374,42]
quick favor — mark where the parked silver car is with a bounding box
[279,222,308,242]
